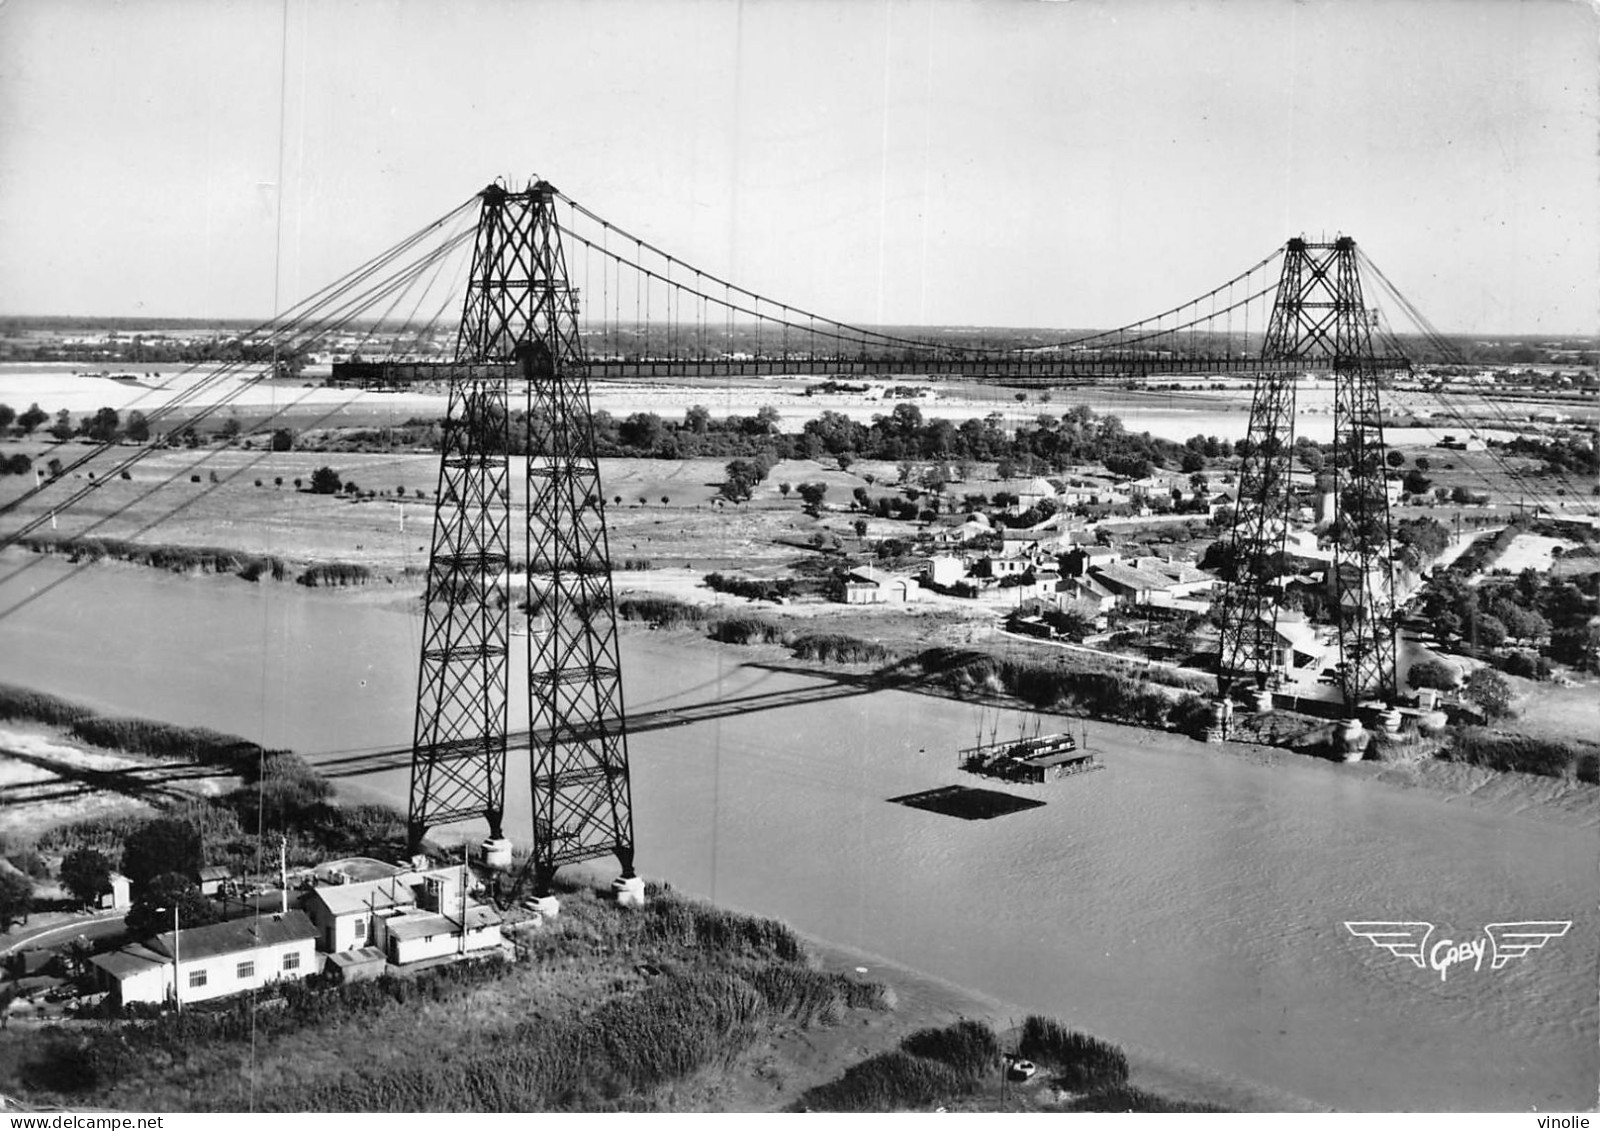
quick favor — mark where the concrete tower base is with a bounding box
[612,875,647,908]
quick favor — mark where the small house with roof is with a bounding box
[301,867,505,965]
[89,910,319,1009]
[195,865,234,898]
[843,565,920,604]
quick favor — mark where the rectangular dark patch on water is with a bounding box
[888,785,1045,820]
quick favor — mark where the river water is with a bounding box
[0,554,1594,1111]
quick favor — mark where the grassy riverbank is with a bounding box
[0,689,1259,1113]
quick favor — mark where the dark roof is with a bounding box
[149,910,317,962]
[89,943,167,979]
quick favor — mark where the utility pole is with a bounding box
[171,904,181,1013]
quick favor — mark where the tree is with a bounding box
[1402,469,1432,497]
[124,872,219,939]
[51,408,76,440]
[797,482,828,512]
[1464,667,1514,720]
[219,417,242,443]
[86,406,120,443]
[270,428,295,452]
[1103,453,1153,480]
[0,871,32,932]
[723,458,769,502]
[1406,659,1458,692]
[1180,450,1205,473]
[684,404,711,434]
[1386,450,1407,469]
[1414,456,1432,473]
[120,817,202,888]
[853,518,868,537]
[1467,613,1507,651]
[126,410,151,443]
[310,466,343,495]
[17,403,47,435]
[0,403,14,431]
[59,847,115,908]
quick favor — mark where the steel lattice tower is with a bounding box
[409,182,636,891]
[1215,237,1399,708]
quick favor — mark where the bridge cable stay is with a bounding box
[0,264,471,626]
[1,217,472,550]
[0,206,480,565]
[1361,293,1554,510]
[0,222,477,557]
[0,203,481,533]
[1361,250,1592,513]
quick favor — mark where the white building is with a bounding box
[926,555,967,587]
[843,565,921,604]
[301,867,505,965]
[90,911,320,1009]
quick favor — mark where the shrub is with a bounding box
[794,1050,969,1112]
[900,1019,999,1079]
[789,633,889,664]
[1018,1015,1129,1093]
[616,595,705,628]
[704,572,796,603]
[1065,1085,1227,1113]
[297,562,372,588]
[1446,728,1591,779]
[0,683,95,727]
[1407,659,1459,691]
[709,615,786,646]
[237,555,287,583]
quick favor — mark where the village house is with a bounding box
[931,516,992,546]
[1057,573,1118,615]
[925,554,967,588]
[300,867,506,965]
[1089,557,1217,611]
[843,564,921,604]
[1266,611,1329,680]
[89,910,320,1010]
[195,865,234,898]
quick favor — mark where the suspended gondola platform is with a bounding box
[957,730,1103,785]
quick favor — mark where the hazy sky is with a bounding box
[1,0,1595,334]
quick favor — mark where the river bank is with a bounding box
[0,552,1594,1110]
[0,712,1291,1113]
